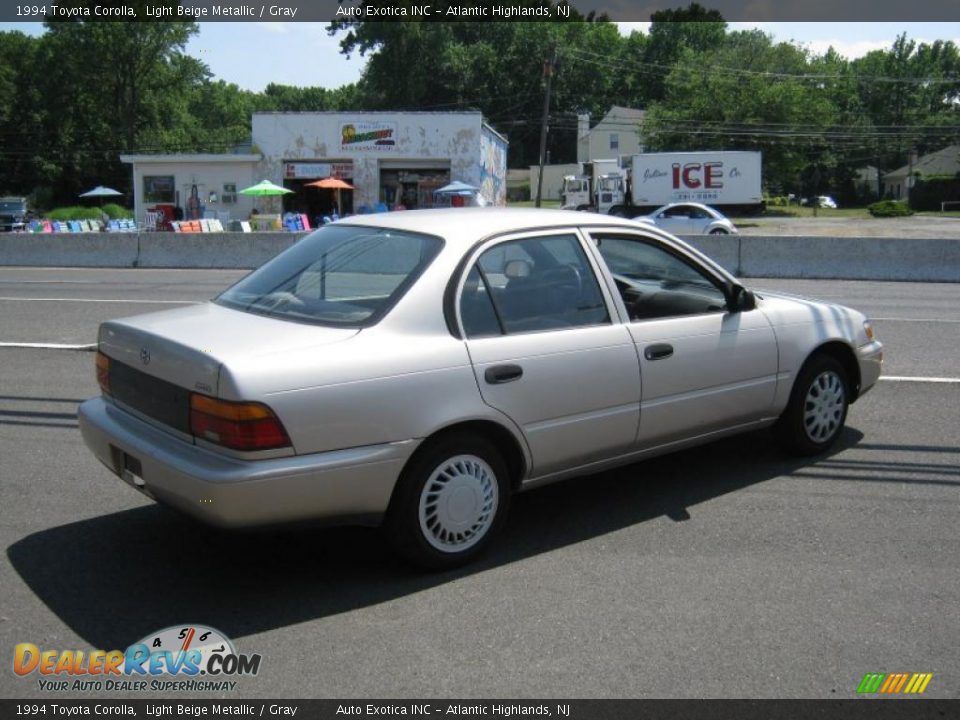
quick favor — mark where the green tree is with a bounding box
[327,5,624,166]
[643,30,838,195]
[639,3,727,103]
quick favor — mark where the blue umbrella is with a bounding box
[434,180,479,196]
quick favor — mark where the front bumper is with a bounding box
[78,397,417,528]
[856,340,883,398]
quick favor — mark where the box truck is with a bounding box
[582,151,763,216]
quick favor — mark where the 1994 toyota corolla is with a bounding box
[79,208,883,569]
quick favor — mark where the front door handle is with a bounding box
[644,343,674,361]
[485,364,523,384]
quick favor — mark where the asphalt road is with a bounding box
[0,269,957,700]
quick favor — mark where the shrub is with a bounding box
[100,203,133,219]
[46,206,104,221]
[867,200,913,217]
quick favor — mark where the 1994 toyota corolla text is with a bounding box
[78,208,882,569]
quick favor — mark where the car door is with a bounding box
[655,206,691,235]
[686,205,712,234]
[456,230,641,477]
[588,231,779,448]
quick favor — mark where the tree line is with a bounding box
[1,3,958,208]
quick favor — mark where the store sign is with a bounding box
[340,122,397,151]
[284,162,353,179]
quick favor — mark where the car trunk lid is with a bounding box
[98,302,358,433]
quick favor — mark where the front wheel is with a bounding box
[708,228,729,235]
[383,434,510,570]
[776,354,849,456]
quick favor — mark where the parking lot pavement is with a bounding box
[0,271,957,699]
[738,214,960,237]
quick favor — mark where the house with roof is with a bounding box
[882,145,960,202]
[530,106,645,201]
[577,106,646,163]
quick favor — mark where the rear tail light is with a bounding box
[189,394,291,452]
[96,351,111,395]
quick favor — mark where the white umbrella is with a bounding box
[434,180,479,196]
[79,185,123,209]
[79,186,123,198]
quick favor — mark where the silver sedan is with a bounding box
[637,202,738,235]
[79,208,882,569]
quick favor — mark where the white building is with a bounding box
[528,106,645,201]
[577,106,645,163]
[119,153,262,225]
[253,111,507,218]
[121,112,508,226]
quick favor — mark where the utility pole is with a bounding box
[535,43,558,208]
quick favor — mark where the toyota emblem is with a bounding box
[140,347,151,365]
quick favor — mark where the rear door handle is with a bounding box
[484,364,523,384]
[644,343,674,361]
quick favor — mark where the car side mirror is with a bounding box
[728,284,756,312]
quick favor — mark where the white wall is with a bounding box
[586,107,645,163]
[252,112,496,208]
[127,160,260,223]
[529,164,580,201]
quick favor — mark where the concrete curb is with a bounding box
[137,233,300,269]
[1,231,958,282]
[682,235,959,282]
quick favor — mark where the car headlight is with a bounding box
[863,320,876,341]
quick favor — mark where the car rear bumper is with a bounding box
[78,397,416,528]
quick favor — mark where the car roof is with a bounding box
[332,207,651,245]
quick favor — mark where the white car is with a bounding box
[79,208,882,569]
[637,203,738,235]
[803,196,838,209]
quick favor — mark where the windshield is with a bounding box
[216,225,443,327]
[0,201,26,214]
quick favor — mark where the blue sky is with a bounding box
[2,21,959,92]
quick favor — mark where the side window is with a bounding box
[459,266,501,338]
[594,236,728,320]
[460,233,609,337]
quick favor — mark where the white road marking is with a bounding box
[0,296,196,304]
[879,376,960,384]
[0,342,96,351]
[873,317,960,323]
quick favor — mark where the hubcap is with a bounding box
[419,454,498,553]
[803,370,846,443]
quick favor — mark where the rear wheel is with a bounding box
[709,228,729,235]
[776,354,849,455]
[384,434,510,570]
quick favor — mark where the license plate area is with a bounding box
[120,451,145,487]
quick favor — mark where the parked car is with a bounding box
[635,202,738,235]
[802,196,838,209]
[0,196,29,232]
[79,208,882,569]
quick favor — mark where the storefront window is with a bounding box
[222,183,237,205]
[379,169,450,210]
[143,176,175,203]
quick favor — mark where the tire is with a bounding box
[709,228,729,235]
[776,354,849,456]
[383,433,510,570]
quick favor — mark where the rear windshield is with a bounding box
[216,225,443,327]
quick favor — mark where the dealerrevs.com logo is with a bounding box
[857,672,934,695]
[13,624,262,693]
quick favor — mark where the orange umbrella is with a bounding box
[305,177,354,190]
[305,177,354,216]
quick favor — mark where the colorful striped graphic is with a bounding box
[857,672,933,694]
